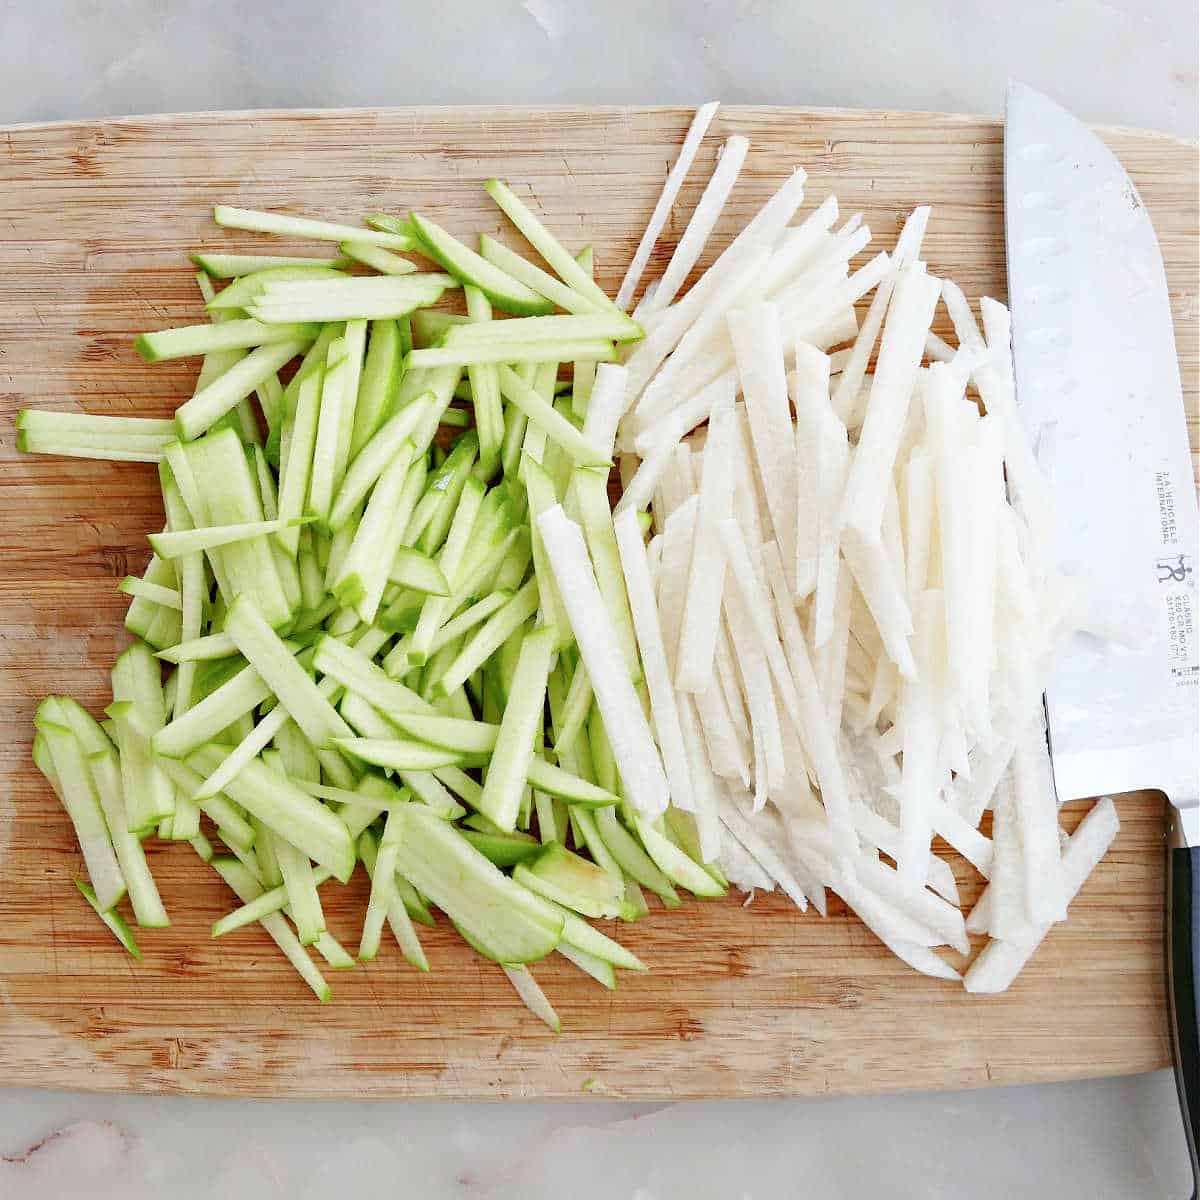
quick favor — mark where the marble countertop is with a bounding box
[1,2,1196,1197]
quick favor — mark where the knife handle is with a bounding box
[1166,818,1200,1195]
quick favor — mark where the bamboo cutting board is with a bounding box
[0,106,1195,1100]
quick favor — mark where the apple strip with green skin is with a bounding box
[155,633,237,663]
[249,294,445,324]
[461,829,543,868]
[74,879,143,959]
[333,737,473,772]
[205,266,348,311]
[15,436,168,463]
[433,766,483,811]
[523,757,619,808]
[496,366,610,468]
[349,319,402,457]
[192,252,349,278]
[391,804,562,964]
[338,240,417,275]
[188,744,356,884]
[118,577,182,610]
[484,179,618,314]
[412,309,470,347]
[592,804,680,907]
[381,587,509,669]
[458,285,502,477]
[358,807,402,962]
[407,476,485,665]
[477,626,556,832]
[151,662,273,759]
[478,234,607,316]
[335,449,426,623]
[223,594,354,751]
[32,710,126,914]
[56,697,169,927]
[154,758,256,852]
[445,313,641,346]
[136,318,321,362]
[314,634,436,717]
[362,813,437,929]
[406,338,615,370]
[17,429,172,452]
[272,831,325,947]
[16,408,176,462]
[572,246,599,419]
[17,409,176,438]
[514,843,626,920]
[565,806,622,880]
[634,817,726,898]
[403,432,477,556]
[387,548,448,597]
[275,367,323,556]
[211,866,337,939]
[175,339,310,441]
[333,698,466,823]
[264,741,326,947]
[331,319,368,499]
[397,769,468,823]
[111,642,176,828]
[444,530,522,610]
[558,942,616,989]
[148,518,305,559]
[158,462,205,760]
[250,277,449,324]
[208,854,331,1003]
[428,578,539,698]
[408,212,552,316]
[500,964,561,1032]
[517,885,646,972]
[384,711,499,753]
[306,335,351,527]
[213,204,413,250]
[329,394,433,531]
[260,274,455,302]
[359,828,429,970]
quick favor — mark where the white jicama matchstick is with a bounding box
[728,302,797,572]
[538,504,671,818]
[616,101,721,311]
[652,135,750,312]
[610,135,1117,996]
[965,799,1119,993]
[614,507,693,820]
[676,384,737,693]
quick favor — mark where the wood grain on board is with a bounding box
[0,106,1195,1099]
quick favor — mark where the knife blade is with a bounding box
[1005,79,1200,1185]
[1004,80,1198,828]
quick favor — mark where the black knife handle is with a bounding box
[1167,816,1200,1197]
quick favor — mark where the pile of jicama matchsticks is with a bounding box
[604,103,1119,991]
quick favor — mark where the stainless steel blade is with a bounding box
[1004,81,1198,835]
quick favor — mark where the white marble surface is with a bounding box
[1,2,1196,1197]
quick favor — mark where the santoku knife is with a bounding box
[1005,81,1199,1190]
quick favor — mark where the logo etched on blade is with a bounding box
[1158,554,1193,585]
